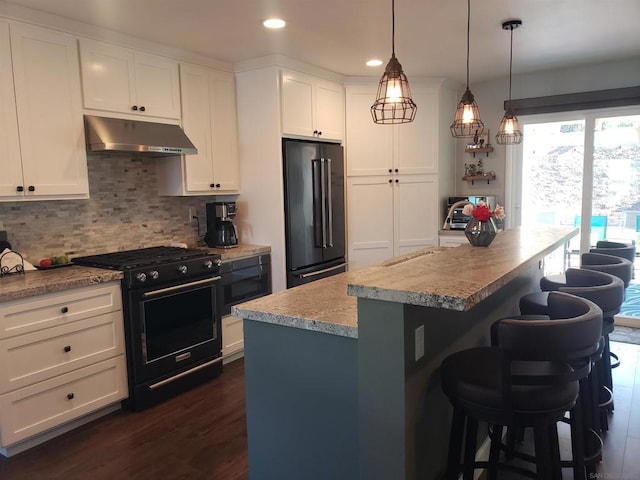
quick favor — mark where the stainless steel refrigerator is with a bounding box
[283,139,347,288]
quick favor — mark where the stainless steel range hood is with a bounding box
[84,115,197,157]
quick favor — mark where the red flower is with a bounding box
[472,204,493,222]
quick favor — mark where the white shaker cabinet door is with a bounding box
[395,86,440,174]
[0,21,22,198]
[10,22,88,199]
[79,39,136,115]
[345,85,393,176]
[347,176,394,271]
[134,51,181,120]
[281,71,314,138]
[314,78,344,141]
[394,174,439,256]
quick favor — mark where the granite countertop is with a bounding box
[0,266,123,303]
[348,226,576,311]
[233,270,359,338]
[206,244,270,261]
[233,226,577,338]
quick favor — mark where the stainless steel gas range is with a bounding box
[72,246,223,411]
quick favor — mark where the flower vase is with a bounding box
[464,217,497,247]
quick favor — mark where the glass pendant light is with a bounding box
[450,0,484,138]
[496,19,523,145]
[371,0,417,124]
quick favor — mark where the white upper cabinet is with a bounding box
[345,84,442,176]
[0,21,88,201]
[281,70,344,141]
[79,38,181,121]
[157,63,239,196]
[0,21,22,198]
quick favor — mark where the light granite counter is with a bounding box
[206,243,270,261]
[234,226,574,338]
[0,266,123,303]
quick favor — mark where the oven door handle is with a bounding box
[142,276,221,298]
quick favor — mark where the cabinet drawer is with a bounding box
[0,356,127,447]
[0,283,122,339]
[0,311,124,393]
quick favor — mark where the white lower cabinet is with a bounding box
[222,315,244,363]
[347,174,439,271]
[0,282,128,452]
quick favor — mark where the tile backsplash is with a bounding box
[0,155,212,264]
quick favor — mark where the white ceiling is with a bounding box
[4,0,640,84]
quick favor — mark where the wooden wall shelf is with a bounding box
[464,146,494,157]
[462,174,496,185]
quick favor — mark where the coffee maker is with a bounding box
[205,202,239,248]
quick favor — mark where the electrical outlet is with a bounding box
[415,325,425,362]
[188,208,195,224]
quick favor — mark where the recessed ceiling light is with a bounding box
[263,18,286,29]
[366,59,383,67]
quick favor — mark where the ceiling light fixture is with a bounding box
[366,59,383,67]
[370,0,416,124]
[450,0,484,138]
[496,19,523,145]
[263,18,286,29]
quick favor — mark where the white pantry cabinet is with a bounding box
[0,21,89,201]
[347,174,439,270]
[281,70,344,141]
[79,38,181,121]
[157,63,240,195]
[0,282,128,452]
[346,84,441,176]
[344,81,456,269]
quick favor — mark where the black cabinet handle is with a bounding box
[67,393,74,400]
[28,186,35,192]
[210,183,215,188]
[388,168,392,173]
[132,105,138,111]
[395,168,398,173]
[395,179,399,183]
[16,185,24,192]
[140,106,146,112]
[317,131,322,136]
[215,183,221,188]
[64,345,71,353]
[313,130,318,135]
[61,306,69,313]
[388,179,392,183]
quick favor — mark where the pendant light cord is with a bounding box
[465,0,470,89]
[508,25,514,108]
[391,0,395,55]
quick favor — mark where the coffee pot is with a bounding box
[205,202,239,248]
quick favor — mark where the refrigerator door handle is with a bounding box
[296,262,348,279]
[312,158,323,248]
[326,158,333,247]
[320,158,327,248]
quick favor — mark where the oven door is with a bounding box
[127,275,222,384]
[219,254,272,316]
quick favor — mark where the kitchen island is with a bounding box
[233,226,577,480]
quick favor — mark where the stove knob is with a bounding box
[149,270,159,280]
[136,272,147,283]
[215,258,222,267]
[178,265,188,274]
[203,260,213,269]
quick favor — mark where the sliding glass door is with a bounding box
[509,107,640,271]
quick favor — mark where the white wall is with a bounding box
[454,58,640,206]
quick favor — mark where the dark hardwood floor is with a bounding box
[0,342,638,479]
[0,359,248,480]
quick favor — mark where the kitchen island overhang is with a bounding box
[233,226,578,480]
